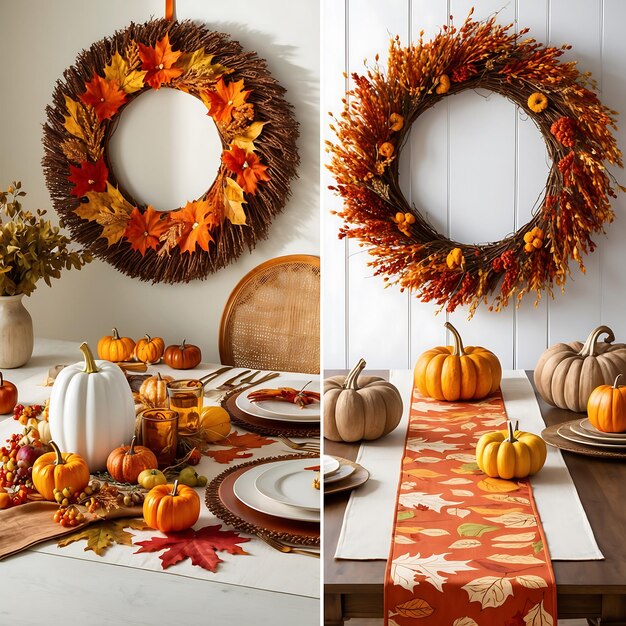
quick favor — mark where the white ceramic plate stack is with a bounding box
[232,458,321,523]
[557,418,626,449]
[235,376,321,423]
[323,454,356,485]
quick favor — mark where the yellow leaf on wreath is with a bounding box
[76,183,133,245]
[63,96,87,141]
[178,49,232,80]
[232,121,267,152]
[395,598,434,619]
[477,477,519,493]
[104,52,146,94]
[98,204,132,246]
[223,177,247,225]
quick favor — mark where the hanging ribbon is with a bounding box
[165,0,175,21]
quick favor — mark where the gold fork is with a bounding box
[278,435,320,453]
[257,533,320,558]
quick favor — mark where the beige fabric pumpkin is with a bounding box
[324,358,403,442]
[534,325,626,413]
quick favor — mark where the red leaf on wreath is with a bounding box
[204,430,276,464]
[222,145,270,194]
[68,158,108,197]
[204,78,250,124]
[134,524,250,572]
[80,74,127,121]
[124,206,170,255]
[138,33,183,89]
[170,198,220,254]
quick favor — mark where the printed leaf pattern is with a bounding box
[386,388,556,625]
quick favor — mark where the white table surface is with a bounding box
[0,338,320,626]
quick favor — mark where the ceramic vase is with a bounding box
[0,294,34,368]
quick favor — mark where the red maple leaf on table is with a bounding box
[80,74,127,121]
[169,198,220,254]
[134,524,250,572]
[204,78,250,124]
[203,431,276,464]
[124,206,170,255]
[68,158,108,197]
[138,33,183,89]
[222,145,270,194]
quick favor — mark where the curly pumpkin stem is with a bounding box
[579,325,615,357]
[613,374,623,389]
[444,322,465,356]
[345,358,367,390]
[49,440,66,466]
[79,342,100,374]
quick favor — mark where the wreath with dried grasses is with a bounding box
[328,13,623,316]
[43,19,299,283]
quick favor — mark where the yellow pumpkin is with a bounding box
[414,322,502,401]
[587,374,626,433]
[476,421,547,479]
[199,406,231,442]
[97,328,135,362]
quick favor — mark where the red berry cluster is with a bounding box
[13,403,44,425]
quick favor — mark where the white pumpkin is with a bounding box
[49,342,135,470]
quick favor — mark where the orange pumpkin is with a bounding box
[0,491,12,509]
[414,322,502,401]
[163,340,202,370]
[143,479,200,532]
[134,335,165,364]
[0,372,18,414]
[587,374,626,433]
[97,328,135,362]
[32,441,90,501]
[106,436,158,483]
[139,373,174,407]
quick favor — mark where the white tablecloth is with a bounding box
[1,338,319,626]
[334,369,602,562]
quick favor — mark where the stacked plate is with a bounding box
[557,418,626,449]
[236,376,321,424]
[232,458,321,523]
[323,454,369,494]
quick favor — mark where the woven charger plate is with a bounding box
[206,453,320,547]
[222,390,320,438]
[324,456,370,495]
[542,421,626,459]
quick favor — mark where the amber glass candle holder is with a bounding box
[140,408,178,468]
[166,379,203,433]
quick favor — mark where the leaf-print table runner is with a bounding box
[385,389,557,626]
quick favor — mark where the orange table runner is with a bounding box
[384,388,557,626]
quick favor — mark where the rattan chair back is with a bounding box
[219,255,320,374]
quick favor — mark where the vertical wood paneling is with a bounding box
[322,0,348,368]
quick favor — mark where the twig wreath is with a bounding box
[43,19,299,283]
[328,12,623,316]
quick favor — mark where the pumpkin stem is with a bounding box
[49,440,66,466]
[157,372,162,382]
[579,325,615,357]
[145,334,151,342]
[127,436,137,456]
[345,358,366,390]
[444,322,465,356]
[0,372,3,386]
[181,339,187,349]
[614,374,623,389]
[507,420,517,443]
[80,342,100,374]
[112,328,120,340]
[171,479,179,496]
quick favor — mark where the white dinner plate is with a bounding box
[247,377,321,419]
[571,420,626,443]
[557,424,626,449]
[323,455,340,477]
[578,418,626,440]
[324,463,356,484]
[233,462,320,523]
[254,459,321,511]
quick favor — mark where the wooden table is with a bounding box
[324,370,626,626]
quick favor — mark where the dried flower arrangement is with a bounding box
[0,182,91,297]
[43,19,299,284]
[327,11,623,317]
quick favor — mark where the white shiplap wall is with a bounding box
[322,0,626,370]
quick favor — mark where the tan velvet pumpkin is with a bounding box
[324,358,403,442]
[534,325,626,413]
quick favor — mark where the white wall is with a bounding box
[323,0,626,370]
[0,0,319,362]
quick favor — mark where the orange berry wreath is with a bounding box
[327,13,622,316]
[43,19,299,283]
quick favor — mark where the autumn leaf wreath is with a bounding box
[43,20,299,283]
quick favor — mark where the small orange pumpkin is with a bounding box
[97,328,135,362]
[139,372,174,407]
[587,374,626,433]
[32,441,90,501]
[143,479,201,532]
[414,322,502,402]
[106,436,158,483]
[0,491,12,509]
[163,340,202,370]
[134,335,165,364]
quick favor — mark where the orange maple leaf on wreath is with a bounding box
[222,145,270,194]
[170,198,220,254]
[80,74,127,122]
[138,33,183,89]
[204,78,250,124]
[124,206,170,255]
